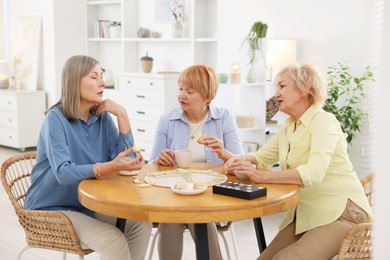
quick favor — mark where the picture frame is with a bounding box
[155,0,184,23]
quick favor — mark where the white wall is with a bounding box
[8,0,84,106]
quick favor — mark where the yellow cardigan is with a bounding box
[250,104,373,234]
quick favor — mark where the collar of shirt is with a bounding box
[285,103,323,129]
[168,104,224,123]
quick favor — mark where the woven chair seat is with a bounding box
[1,152,93,259]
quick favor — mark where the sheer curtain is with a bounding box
[358,0,384,176]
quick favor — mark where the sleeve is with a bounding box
[42,111,94,185]
[149,114,169,162]
[249,130,280,169]
[296,112,343,187]
[222,110,244,155]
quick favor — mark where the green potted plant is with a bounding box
[241,21,268,67]
[109,21,121,38]
[323,61,374,144]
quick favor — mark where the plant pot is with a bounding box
[109,26,121,38]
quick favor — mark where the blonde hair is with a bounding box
[274,63,327,105]
[178,65,219,102]
[48,55,99,120]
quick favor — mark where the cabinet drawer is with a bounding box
[122,89,164,104]
[131,120,157,140]
[127,107,163,122]
[119,77,165,89]
[0,127,18,147]
[0,95,17,111]
[132,137,154,162]
[0,111,17,128]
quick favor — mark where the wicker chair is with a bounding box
[337,223,373,260]
[360,173,374,206]
[148,221,240,260]
[0,152,93,259]
[336,173,374,260]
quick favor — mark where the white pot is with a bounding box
[109,27,121,38]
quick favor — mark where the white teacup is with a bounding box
[175,149,192,168]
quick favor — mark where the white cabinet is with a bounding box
[0,90,46,150]
[212,83,266,148]
[104,73,179,161]
[85,0,218,86]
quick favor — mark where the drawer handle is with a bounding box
[136,129,146,133]
[8,136,13,139]
[149,82,154,86]
[127,80,131,84]
[136,95,145,99]
[8,118,12,122]
[136,111,145,115]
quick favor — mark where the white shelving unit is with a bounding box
[85,0,218,87]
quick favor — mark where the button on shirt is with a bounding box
[249,104,373,234]
[25,106,134,216]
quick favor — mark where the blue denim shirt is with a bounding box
[150,105,244,163]
[25,105,133,216]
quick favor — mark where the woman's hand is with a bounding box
[225,157,262,182]
[115,147,144,171]
[155,149,176,167]
[95,99,126,117]
[202,135,233,162]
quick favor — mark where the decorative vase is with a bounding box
[140,52,153,73]
[172,21,183,38]
[246,66,257,83]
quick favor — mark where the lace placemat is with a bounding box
[144,168,227,188]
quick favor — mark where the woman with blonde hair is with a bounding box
[225,63,373,260]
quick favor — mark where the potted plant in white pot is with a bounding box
[241,21,268,83]
[323,61,375,144]
[109,21,121,38]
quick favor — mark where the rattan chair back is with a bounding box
[337,223,372,260]
[360,173,374,206]
[0,152,93,258]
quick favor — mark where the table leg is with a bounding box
[116,218,126,232]
[253,217,267,253]
[194,223,210,260]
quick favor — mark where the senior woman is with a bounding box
[225,63,373,260]
[150,64,244,260]
[25,55,152,260]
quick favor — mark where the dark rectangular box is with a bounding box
[213,181,267,200]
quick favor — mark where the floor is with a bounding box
[0,145,284,260]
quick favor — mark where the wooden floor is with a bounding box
[0,146,284,260]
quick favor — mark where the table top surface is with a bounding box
[78,163,300,223]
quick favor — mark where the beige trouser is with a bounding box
[258,200,369,260]
[61,211,152,260]
[158,223,223,260]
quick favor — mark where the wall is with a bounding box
[8,0,84,106]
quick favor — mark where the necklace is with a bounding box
[188,113,208,139]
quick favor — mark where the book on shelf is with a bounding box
[96,20,111,38]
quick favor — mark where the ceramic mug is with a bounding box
[175,149,192,168]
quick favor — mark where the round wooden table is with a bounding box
[78,163,300,259]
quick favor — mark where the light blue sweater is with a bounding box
[25,105,133,216]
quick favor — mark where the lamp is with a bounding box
[0,60,10,89]
[266,39,297,81]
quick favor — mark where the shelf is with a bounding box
[87,0,122,5]
[124,38,192,42]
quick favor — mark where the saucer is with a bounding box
[119,170,139,176]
